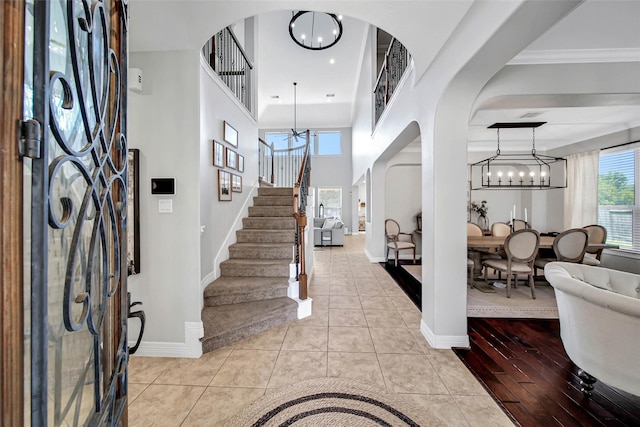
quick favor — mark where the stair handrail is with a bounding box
[293,131,312,300]
[258,138,275,185]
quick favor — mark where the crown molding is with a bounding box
[509,48,640,65]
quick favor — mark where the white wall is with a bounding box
[385,162,422,258]
[200,60,259,285]
[128,50,203,354]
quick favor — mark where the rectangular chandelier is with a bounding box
[469,122,567,190]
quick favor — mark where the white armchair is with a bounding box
[544,262,640,396]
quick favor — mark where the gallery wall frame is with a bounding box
[226,147,237,169]
[232,174,242,193]
[218,169,232,201]
[213,140,225,167]
[237,154,245,173]
[128,149,141,274]
[224,120,238,147]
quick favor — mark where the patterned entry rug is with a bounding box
[225,378,444,426]
[401,265,558,319]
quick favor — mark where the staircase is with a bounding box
[201,187,299,353]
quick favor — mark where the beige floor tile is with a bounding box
[128,356,175,384]
[127,383,148,404]
[329,294,362,309]
[329,285,359,295]
[281,326,328,351]
[329,308,367,327]
[360,295,397,310]
[154,347,232,386]
[310,276,331,286]
[356,284,388,296]
[181,387,265,427]
[311,295,330,309]
[378,353,449,394]
[428,350,488,395]
[409,328,435,354]
[400,394,471,426]
[331,267,352,277]
[210,349,278,388]
[364,309,407,328]
[328,326,375,352]
[327,352,385,388]
[294,308,328,326]
[350,268,376,278]
[398,309,423,329]
[128,384,205,427]
[369,327,424,354]
[391,295,419,311]
[353,277,379,286]
[267,351,327,389]
[308,285,330,296]
[330,277,356,288]
[455,395,515,426]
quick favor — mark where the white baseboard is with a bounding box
[200,271,218,293]
[420,319,469,349]
[129,321,204,358]
[365,248,385,263]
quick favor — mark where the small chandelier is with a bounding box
[469,122,567,190]
[289,11,343,50]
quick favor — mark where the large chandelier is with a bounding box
[289,11,343,50]
[469,122,567,190]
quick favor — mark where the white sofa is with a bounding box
[544,262,640,396]
[313,217,344,246]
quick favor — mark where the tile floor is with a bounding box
[128,234,514,426]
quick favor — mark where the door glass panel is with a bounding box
[27,0,127,424]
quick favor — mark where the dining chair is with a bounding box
[385,219,416,267]
[534,228,589,276]
[467,222,500,280]
[483,229,540,299]
[467,222,484,237]
[582,224,607,266]
[488,222,511,279]
[511,219,529,231]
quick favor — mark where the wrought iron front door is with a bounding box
[25,0,129,425]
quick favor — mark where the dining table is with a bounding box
[467,234,619,283]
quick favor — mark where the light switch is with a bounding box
[158,199,173,213]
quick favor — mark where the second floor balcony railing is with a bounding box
[374,37,411,125]
[203,27,254,113]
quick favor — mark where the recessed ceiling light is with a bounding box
[329,58,335,64]
[326,94,335,97]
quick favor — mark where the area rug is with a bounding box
[467,282,559,319]
[401,265,558,319]
[224,378,444,426]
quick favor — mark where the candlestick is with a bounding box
[525,208,527,223]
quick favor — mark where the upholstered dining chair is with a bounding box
[511,219,529,231]
[467,222,484,237]
[483,229,540,299]
[488,222,512,278]
[534,228,589,276]
[467,222,500,280]
[582,224,607,266]
[385,219,416,267]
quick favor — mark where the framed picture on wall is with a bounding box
[218,170,232,201]
[232,174,242,192]
[213,140,224,167]
[237,154,245,173]
[224,120,238,147]
[226,147,237,169]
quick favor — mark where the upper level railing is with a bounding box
[202,27,254,113]
[258,138,274,185]
[259,138,309,188]
[374,37,411,125]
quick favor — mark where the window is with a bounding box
[315,131,341,155]
[264,132,290,151]
[318,187,342,219]
[264,130,341,155]
[598,145,639,252]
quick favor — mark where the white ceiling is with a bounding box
[129,1,640,152]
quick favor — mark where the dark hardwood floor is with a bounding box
[381,265,640,426]
[454,318,640,427]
